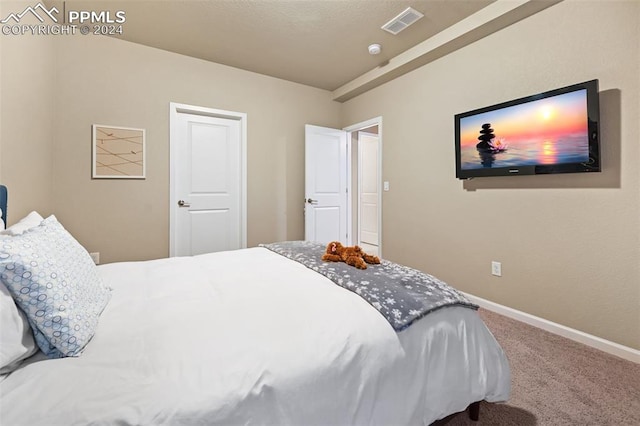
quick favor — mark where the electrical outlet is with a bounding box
[89,252,100,265]
[491,261,502,277]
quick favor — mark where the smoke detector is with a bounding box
[368,43,382,55]
[381,7,424,35]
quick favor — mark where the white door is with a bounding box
[304,124,348,244]
[170,104,246,256]
[358,131,379,254]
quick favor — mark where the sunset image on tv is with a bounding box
[459,89,589,170]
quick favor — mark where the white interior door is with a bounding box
[304,124,348,244]
[170,104,246,256]
[358,131,379,253]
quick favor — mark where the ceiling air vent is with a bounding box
[381,7,424,35]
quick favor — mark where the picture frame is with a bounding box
[92,124,146,179]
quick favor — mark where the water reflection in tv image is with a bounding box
[459,89,589,170]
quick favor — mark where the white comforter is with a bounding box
[0,247,510,425]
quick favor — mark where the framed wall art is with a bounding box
[92,124,146,179]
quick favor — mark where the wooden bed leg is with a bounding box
[468,401,480,421]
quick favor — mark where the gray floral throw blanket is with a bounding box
[260,241,477,331]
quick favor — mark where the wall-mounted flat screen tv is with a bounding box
[455,80,600,179]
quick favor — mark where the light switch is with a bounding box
[383,181,390,191]
[491,261,502,277]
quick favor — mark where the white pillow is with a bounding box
[0,212,44,372]
[0,211,43,236]
[0,283,38,374]
[0,211,48,370]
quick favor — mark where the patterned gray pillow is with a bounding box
[0,215,111,358]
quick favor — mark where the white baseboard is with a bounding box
[462,292,640,364]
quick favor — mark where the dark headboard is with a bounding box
[0,185,7,228]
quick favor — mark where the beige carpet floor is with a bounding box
[438,309,640,425]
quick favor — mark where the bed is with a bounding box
[0,185,7,230]
[0,186,510,425]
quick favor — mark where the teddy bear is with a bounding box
[321,241,380,270]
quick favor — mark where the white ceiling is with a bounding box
[47,0,559,100]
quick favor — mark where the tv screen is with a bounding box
[455,80,600,179]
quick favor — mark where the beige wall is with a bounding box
[342,0,640,350]
[25,34,339,263]
[0,1,55,220]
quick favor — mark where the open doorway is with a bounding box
[346,118,382,258]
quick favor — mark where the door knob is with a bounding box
[178,200,191,207]
[306,198,318,205]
